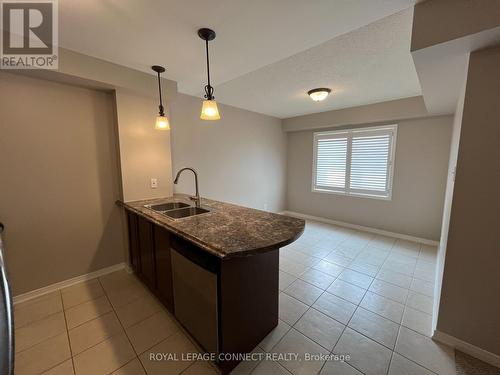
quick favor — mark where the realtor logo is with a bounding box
[1,0,58,69]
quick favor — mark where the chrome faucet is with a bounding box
[173,167,201,208]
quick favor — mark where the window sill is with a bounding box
[311,188,392,201]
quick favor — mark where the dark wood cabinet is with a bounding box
[126,212,140,273]
[137,215,156,289]
[127,213,175,313]
[153,226,174,312]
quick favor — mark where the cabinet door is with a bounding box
[137,216,155,288]
[126,212,140,273]
[154,227,174,312]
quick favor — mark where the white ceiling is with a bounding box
[58,0,420,118]
[216,9,421,118]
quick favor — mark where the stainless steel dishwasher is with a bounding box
[171,248,218,354]
[0,222,14,375]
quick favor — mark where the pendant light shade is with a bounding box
[152,65,170,130]
[155,115,170,130]
[198,28,220,121]
[200,100,220,120]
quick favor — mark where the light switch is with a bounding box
[150,178,158,189]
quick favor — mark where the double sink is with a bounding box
[144,201,211,220]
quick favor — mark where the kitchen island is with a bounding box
[119,196,304,374]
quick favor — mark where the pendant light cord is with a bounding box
[157,71,165,116]
[205,40,211,88]
[204,39,214,100]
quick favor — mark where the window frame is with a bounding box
[312,124,397,200]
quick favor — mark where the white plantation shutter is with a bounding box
[313,125,396,199]
[315,135,348,190]
[349,130,393,194]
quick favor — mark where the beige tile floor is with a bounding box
[13,220,456,375]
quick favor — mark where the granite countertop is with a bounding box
[118,195,305,259]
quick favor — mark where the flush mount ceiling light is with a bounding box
[198,28,221,121]
[308,88,332,102]
[152,65,170,130]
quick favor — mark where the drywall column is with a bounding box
[114,90,173,201]
[435,46,500,358]
[432,68,467,332]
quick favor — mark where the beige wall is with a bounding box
[0,72,125,295]
[16,49,177,203]
[169,93,286,212]
[436,46,500,355]
[411,0,500,51]
[286,116,453,240]
[115,90,173,201]
[282,96,428,132]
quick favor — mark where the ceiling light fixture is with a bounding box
[152,65,170,130]
[198,28,220,121]
[308,88,331,102]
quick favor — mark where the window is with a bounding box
[312,125,397,199]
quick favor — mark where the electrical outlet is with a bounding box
[150,178,158,189]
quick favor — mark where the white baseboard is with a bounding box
[281,210,439,246]
[433,330,500,368]
[13,262,126,305]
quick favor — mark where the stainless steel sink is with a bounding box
[145,202,190,212]
[163,206,211,219]
[144,201,211,220]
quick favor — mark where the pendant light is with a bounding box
[152,65,170,130]
[198,28,220,121]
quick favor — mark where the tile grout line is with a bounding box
[14,314,68,356]
[97,275,200,374]
[323,274,431,329]
[67,312,129,358]
[24,291,74,375]
[108,358,141,375]
[14,285,137,371]
[14,308,62,331]
[60,290,77,374]
[62,303,112,332]
[57,283,135,359]
[276,256,360,374]
[392,324,441,375]
[95,277,149,375]
[18,278,177,371]
[248,358,293,375]
[330,237,399,375]
[384,333,397,375]
[319,283,371,375]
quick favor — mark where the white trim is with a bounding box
[433,330,500,369]
[281,211,439,246]
[311,188,392,201]
[13,263,126,305]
